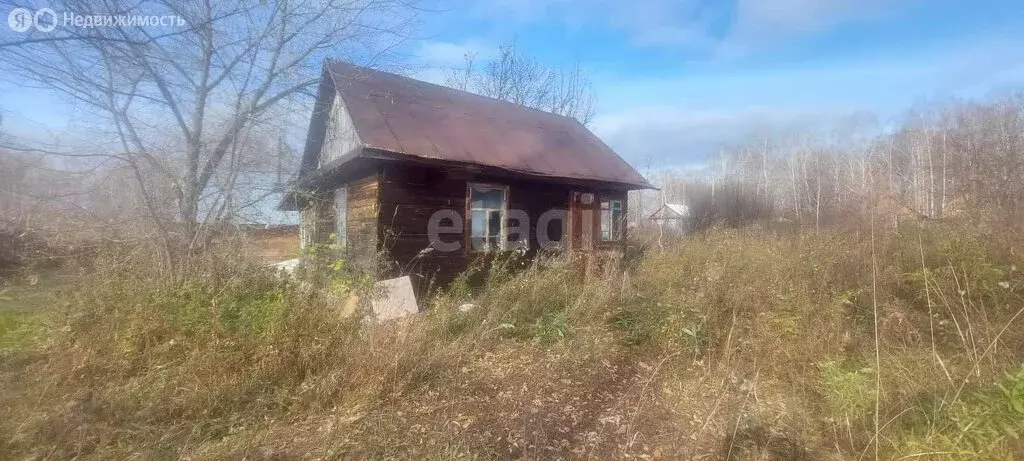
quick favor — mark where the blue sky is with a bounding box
[3,0,1024,173]
[406,0,1024,169]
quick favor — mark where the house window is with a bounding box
[468,183,506,252]
[334,187,347,247]
[600,199,623,241]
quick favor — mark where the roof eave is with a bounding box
[276,148,364,211]
[361,147,654,190]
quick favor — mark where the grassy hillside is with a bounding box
[1,223,1022,460]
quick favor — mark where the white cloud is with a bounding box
[591,105,848,168]
[603,0,717,47]
[733,0,885,35]
[409,40,496,85]
[472,0,717,48]
[629,23,713,48]
[725,0,916,49]
[470,0,917,52]
[588,31,1024,167]
[468,0,557,21]
[415,40,493,67]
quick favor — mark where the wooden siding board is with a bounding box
[304,160,628,287]
[376,163,587,286]
[299,169,380,273]
[344,172,380,272]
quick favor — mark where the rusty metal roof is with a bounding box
[314,60,652,189]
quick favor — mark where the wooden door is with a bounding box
[568,190,597,251]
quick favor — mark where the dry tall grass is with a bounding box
[1,222,1022,459]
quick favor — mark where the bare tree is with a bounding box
[0,0,420,261]
[445,40,596,126]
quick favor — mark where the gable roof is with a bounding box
[649,203,690,220]
[294,60,653,191]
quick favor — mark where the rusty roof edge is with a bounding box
[295,64,337,179]
[362,146,656,190]
[280,142,658,211]
[276,146,366,211]
[320,59,658,191]
[562,115,652,186]
[326,58,586,124]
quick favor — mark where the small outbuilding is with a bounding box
[280,60,653,285]
[648,203,692,235]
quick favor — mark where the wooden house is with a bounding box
[280,60,653,285]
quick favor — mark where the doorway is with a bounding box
[568,190,597,251]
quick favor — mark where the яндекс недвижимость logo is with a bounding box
[8,7,183,32]
[7,7,57,32]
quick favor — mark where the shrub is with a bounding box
[684,180,774,232]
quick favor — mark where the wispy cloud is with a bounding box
[409,39,496,84]
[589,31,1024,166]
[415,40,494,67]
[592,105,849,168]
[471,0,718,48]
[468,0,917,51]
[729,0,906,40]
[407,1,1024,170]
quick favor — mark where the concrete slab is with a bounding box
[270,258,300,275]
[370,276,419,321]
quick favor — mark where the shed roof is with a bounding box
[294,60,653,191]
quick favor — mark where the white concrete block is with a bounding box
[370,276,419,321]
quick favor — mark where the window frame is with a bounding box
[599,198,624,242]
[466,182,509,253]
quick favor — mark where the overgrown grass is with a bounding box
[0,307,44,351]
[1,223,1022,459]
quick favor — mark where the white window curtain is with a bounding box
[469,184,506,252]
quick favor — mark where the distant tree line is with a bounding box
[636,92,1024,240]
